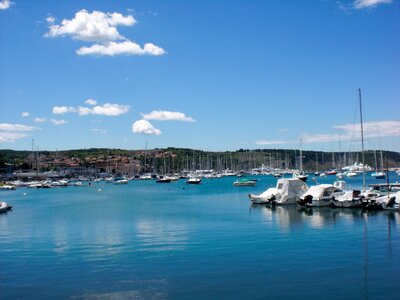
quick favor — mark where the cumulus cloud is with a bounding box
[53,106,77,114]
[0,0,12,10]
[21,112,30,117]
[45,9,135,42]
[132,120,161,135]
[33,117,47,123]
[53,101,130,116]
[142,110,195,122]
[77,103,130,116]
[354,0,392,9]
[45,9,165,57]
[0,123,38,143]
[77,41,165,56]
[85,99,97,106]
[50,119,68,126]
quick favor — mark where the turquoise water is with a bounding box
[1,174,400,299]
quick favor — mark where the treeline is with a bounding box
[0,148,399,173]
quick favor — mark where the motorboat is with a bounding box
[346,172,358,177]
[156,176,172,183]
[298,184,343,207]
[326,170,338,175]
[113,177,129,185]
[186,176,202,184]
[293,171,308,182]
[0,201,12,213]
[249,178,308,205]
[0,185,16,190]
[371,171,386,179]
[233,178,257,187]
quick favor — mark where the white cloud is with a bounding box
[255,140,287,145]
[53,106,77,114]
[300,120,400,144]
[78,103,130,116]
[45,9,165,57]
[142,110,195,122]
[0,132,28,143]
[0,123,37,132]
[21,112,30,118]
[77,41,165,56]
[334,120,400,138]
[91,128,108,134]
[53,102,130,116]
[85,99,97,106]
[50,119,67,126]
[354,0,392,9]
[277,128,289,134]
[33,117,47,123]
[45,9,136,42]
[132,120,161,135]
[0,0,12,10]
[0,123,38,143]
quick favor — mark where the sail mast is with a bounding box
[359,88,366,191]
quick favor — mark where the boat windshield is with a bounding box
[277,183,284,190]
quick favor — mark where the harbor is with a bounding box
[1,174,400,299]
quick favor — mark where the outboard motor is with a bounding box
[298,195,313,206]
[387,196,396,208]
[266,194,276,205]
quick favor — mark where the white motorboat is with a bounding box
[298,184,343,207]
[0,201,12,213]
[0,185,16,190]
[186,177,201,184]
[233,178,257,187]
[249,178,308,205]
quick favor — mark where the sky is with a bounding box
[0,0,399,152]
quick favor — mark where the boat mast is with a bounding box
[359,88,366,191]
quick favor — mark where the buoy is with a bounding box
[23,192,27,196]
[98,189,102,192]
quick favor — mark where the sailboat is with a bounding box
[371,149,386,179]
[333,89,369,208]
[293,139,308,182]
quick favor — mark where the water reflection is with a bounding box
[135,220,189,252]
[250,204,399,231]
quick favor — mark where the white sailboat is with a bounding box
[333,89,369,208]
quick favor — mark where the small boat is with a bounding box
[233,178,257,187]
[0,201,12,213]
[371,171,386,179]
[0,185,16,190]
[326,170,338,175]
[249,178,308,205]
[113,178,129,185]
[186,176,202,184]
[346,172,358,177]
[156,177,172,183]
[298,184,343,207]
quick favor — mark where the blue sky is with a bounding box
[0,0,399,152]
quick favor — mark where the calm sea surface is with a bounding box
[1,174,400,299]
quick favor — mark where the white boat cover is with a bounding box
[251,178,308,204]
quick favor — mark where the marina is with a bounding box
[1,174,400,299]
